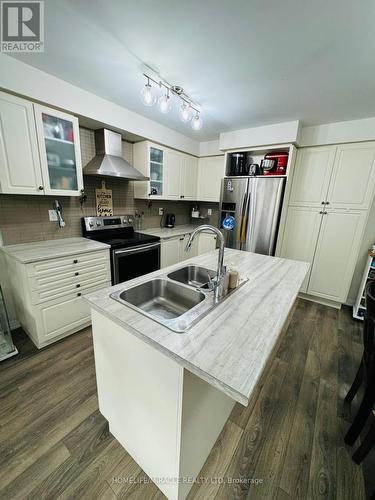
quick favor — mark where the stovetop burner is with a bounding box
[81,215,159,249]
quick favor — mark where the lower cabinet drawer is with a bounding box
[37,281,111,342]
[30,272,111,304]
[27,250,109,279]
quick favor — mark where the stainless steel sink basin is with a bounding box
[111,266,248,333]
[167,265,216,288]
[116,279,205,320]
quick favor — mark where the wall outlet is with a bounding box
[48,209,58,221]
[207,209,212,216]
[159,208,164,215]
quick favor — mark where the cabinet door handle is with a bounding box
[326,201,330,205]
[73,259,78,264]
[38,186,44,191]
[75,272,79,276]
[76,284,81,288]
[77,292,81,297]
[319,211,324,214]
[321,201,325,204]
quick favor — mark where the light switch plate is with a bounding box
[208,209,212,216]
[48,210,58,221]
[159,208,164,215]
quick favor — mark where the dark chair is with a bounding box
[344,280,375,455]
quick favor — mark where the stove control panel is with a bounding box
[83,215,134,232]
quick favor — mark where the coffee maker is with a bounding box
[165,213,175,228]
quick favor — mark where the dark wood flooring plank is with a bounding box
[215,356,289,499]
[307,379,337,500]
[0,361,96,442]
[0,392,98,489]
[336,415,366,500]
[56,439,127,500]
[0,442,70,500]
[117,470,166,500]
[107,453,143,497]
[29,411,116,500]
[187,420,243,500]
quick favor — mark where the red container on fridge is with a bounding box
[263,151,289,175]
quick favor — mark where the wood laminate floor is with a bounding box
[0,299,373,499]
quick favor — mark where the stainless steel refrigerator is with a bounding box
[219,177,286,255]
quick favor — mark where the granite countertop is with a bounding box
[1,237,110,263]
[139,224,202,239]
[85,249,309,406]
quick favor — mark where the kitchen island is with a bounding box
[85,249,309,500]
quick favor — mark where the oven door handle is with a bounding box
[113,242,160,256]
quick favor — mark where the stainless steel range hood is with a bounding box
[83,129,149,181]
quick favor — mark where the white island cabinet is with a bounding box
[85,249,308,500]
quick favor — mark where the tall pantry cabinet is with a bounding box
[278,142,375,304]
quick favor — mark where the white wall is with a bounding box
[199,140,222,157]
[300,117,375,147]
[0,54,200,156]
[219,120,301,150]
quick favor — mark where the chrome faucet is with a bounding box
[185,224,226,301]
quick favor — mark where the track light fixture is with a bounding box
[140,73,202,130]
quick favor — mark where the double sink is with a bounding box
[110,265,245,333]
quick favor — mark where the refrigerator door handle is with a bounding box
[241,192,251,245]
[236,192,247,244]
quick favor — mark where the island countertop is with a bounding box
[85,249,309,405]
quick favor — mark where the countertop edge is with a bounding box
[87,301,249,406]
[0,241,111,264]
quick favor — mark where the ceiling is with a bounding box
[11,0,375,141]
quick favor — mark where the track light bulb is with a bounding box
[180,102,191,122]
[158,91,172,113]
[140,82,155,107]
[191,112,203,131]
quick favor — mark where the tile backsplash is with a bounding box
[0,128,218,245]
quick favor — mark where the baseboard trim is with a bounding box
[298,292,342,309]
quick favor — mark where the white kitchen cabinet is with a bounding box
[160,237,181,268]
[34,104,83,196]
[133,141,198,200]
[279,206,323,292]
[197,233,217,255]
[0,91,44,195]
[288,146,336,207]
[166,150,183,199]
[196,156,225,202]
[160,231,213,269]
[327,143,375,210]
[0,92,84,197]
[4,249,111,348]
[308,211,367,301]
[278,141,375,304]
[180,155,198,200]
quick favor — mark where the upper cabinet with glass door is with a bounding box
[133,142,168,199]
[149,146,164,197]
[34,105,83,196]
